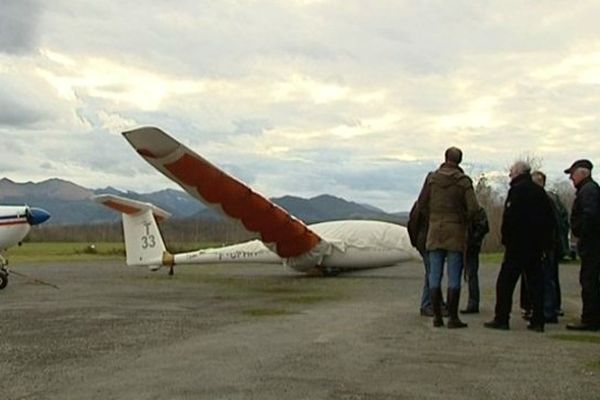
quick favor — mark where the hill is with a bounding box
[0,178,406,226]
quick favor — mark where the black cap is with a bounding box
[564,159,593,174]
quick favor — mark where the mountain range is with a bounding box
[0,178,408,226]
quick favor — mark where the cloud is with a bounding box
[2,1,600,211]
[0,73,53,127]
[0,0,41,54]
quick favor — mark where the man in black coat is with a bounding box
[564,159,600,331]
[484,161,556,332]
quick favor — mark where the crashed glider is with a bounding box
[95,127,418,275]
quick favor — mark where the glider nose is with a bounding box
[27,207,51,225]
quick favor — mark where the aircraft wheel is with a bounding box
[0,271,8,290]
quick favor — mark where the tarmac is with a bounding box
[1,259,599,400]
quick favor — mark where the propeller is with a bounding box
[25,207,51,225]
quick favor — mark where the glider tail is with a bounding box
[93,194,173,270]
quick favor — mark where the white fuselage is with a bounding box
[172,220,419,272]
[0,206,31,251]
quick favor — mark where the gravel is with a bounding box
[1,259,599,400]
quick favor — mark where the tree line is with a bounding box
[28,218,256,246]
[28,171,576,253]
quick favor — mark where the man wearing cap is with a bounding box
[564,159,600,331]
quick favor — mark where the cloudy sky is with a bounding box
[1,0,599,211]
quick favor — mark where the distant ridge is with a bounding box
[0,178,408,226]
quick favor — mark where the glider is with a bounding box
[95,127,418,275]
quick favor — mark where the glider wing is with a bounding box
[121,127,322,259]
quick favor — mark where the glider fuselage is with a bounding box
[171,220,417,272]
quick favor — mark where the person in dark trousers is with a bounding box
[519,274,532,320]
[461,206,489,314]
[408,187,447,317]
[416,147,479,328]
[408,199,435,316]
[484,161,555,332]
[532,170,564,323]
[564,159,600,331]
[552,190,570,316]
[520,171,570,321]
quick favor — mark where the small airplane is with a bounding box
[0,205,51,289]
[95,126,419,276]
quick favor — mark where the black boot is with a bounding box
[447,288,468,329]
[430,288,444,327]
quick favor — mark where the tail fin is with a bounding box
[93,194,172,268]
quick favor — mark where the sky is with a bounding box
[1,0,599,212]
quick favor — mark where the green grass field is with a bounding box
[4,241,223,263]
[480,252,580,266]
[4,242,582,266]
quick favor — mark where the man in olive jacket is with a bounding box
[564,159,600,331]
[484,161,555,332]
[416,147,479,328]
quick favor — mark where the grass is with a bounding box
[480,252,504,264]
[549,334,600,370]
[4,242,125,263]
[549,334,600,345]
[480,252,581,266]
[280,294,338,304]
[4,241,221,263]
[242,308,296,317]
[122,266,347,316]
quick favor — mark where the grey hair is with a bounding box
[511,160,531,176]
[575,167,591,178]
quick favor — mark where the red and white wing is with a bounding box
[122,127,322,259]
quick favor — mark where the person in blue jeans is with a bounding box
[408,198,446,316]
[415,147,479,328]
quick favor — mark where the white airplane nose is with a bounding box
[27,207,51,225]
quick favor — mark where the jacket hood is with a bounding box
[430,163,466,188]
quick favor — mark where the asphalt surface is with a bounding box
[1,259,599,400]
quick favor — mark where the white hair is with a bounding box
[510,160,531,176]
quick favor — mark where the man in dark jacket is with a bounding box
[531,170,567,323]
[408,195,447,317]
[416,147,479,328]
[564,159,600,331]
[408,199,435,316]
[519,173,570,321]
[484,161,555,332]
[461,206,489,314]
